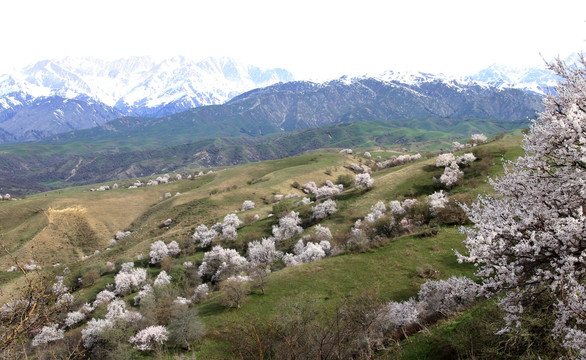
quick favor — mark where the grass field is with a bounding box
[0,134,526,358]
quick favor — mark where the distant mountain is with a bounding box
[468,53,581,94]
[0,56,294,142]
[43,74,543,148]
[469,64,558,94]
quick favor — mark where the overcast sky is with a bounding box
[1,0,584,80]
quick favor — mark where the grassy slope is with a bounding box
[0,135,525,357]
[0,118,528,195]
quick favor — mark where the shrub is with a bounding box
[336,174,353,188]
[272,198,297,218]
[220,276,250,309]
[372,215,401,238]
[81,269,100,288]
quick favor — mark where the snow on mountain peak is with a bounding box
[0,56,295,114]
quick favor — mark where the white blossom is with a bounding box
[439,161,463,187]
[115,268,147,295]
[153,270,172,287]
[364,201,386,223]
[299,197,313,205]
[173,296,192,306]
[223,213,243,228]
[436,153,456,167]
[355,173,374,189]
[283,239,330,266]
[388,200,405,216]
[272,211,304,242]
[115,231,131,240]
[82,318,113,348]
[379,298,420,329]
[314,225,333,242]
[304,180,343,199]
[93,289,116,308]
[149,240,169,264]
[427,191,449,213]
[451,142,466,151]
[470,133,487,144]
[247,238,283,267]
[167,241,181,256]
[64,311,86,328]
[129,325,169,351]
[192,224,217,248]
[457,56,586,351]
[241,200,256,211]
[311,199,338,220]
[198,245,249,282]
[455,152,476,166]
[220,225,238,241]
[193,284,210,300]
[418,276,479,316]
[32,324,64,346]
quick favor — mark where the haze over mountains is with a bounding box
[0,54,574,144]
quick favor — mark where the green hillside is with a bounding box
[0,117,528,195]
[1,133,552,359]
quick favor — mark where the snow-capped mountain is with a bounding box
[469,64,558,94]
[2,56,294,112]
[0,56,294,142]
[468,54,582,94]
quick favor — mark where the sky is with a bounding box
[1,0,585,81]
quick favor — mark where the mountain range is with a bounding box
[0,54,576,144]
[0,56,293,142]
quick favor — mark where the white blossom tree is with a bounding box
[436,153,456,167]
[311,199,338,220]
[282,239,331,266]
[191,224,217,248]
[167,241,181,256]
[470,133,487,144]
[241,200,255,211]
[220,225,238,241]
[355,173,374,189]
[439,161,463,188]
[129,325,169,351]
[64,311,86,328]
[154,271,172,287]
[364,201,386,223]
[114,267,147,295]
[92,289,116,308]
[247,238,283,267]
[192,284,210,301]
[149,240,169,264]
[427,191,449,214]
[223,213,243,228]
[31,323,64,346]
[313,225,333,242]
[457,56,586,355]
[272,211,304,242]
[389,200,406,216]
[82,318,113,348]
[455,153,476,166]
[418,276,479,316]
[198,245,249,282]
